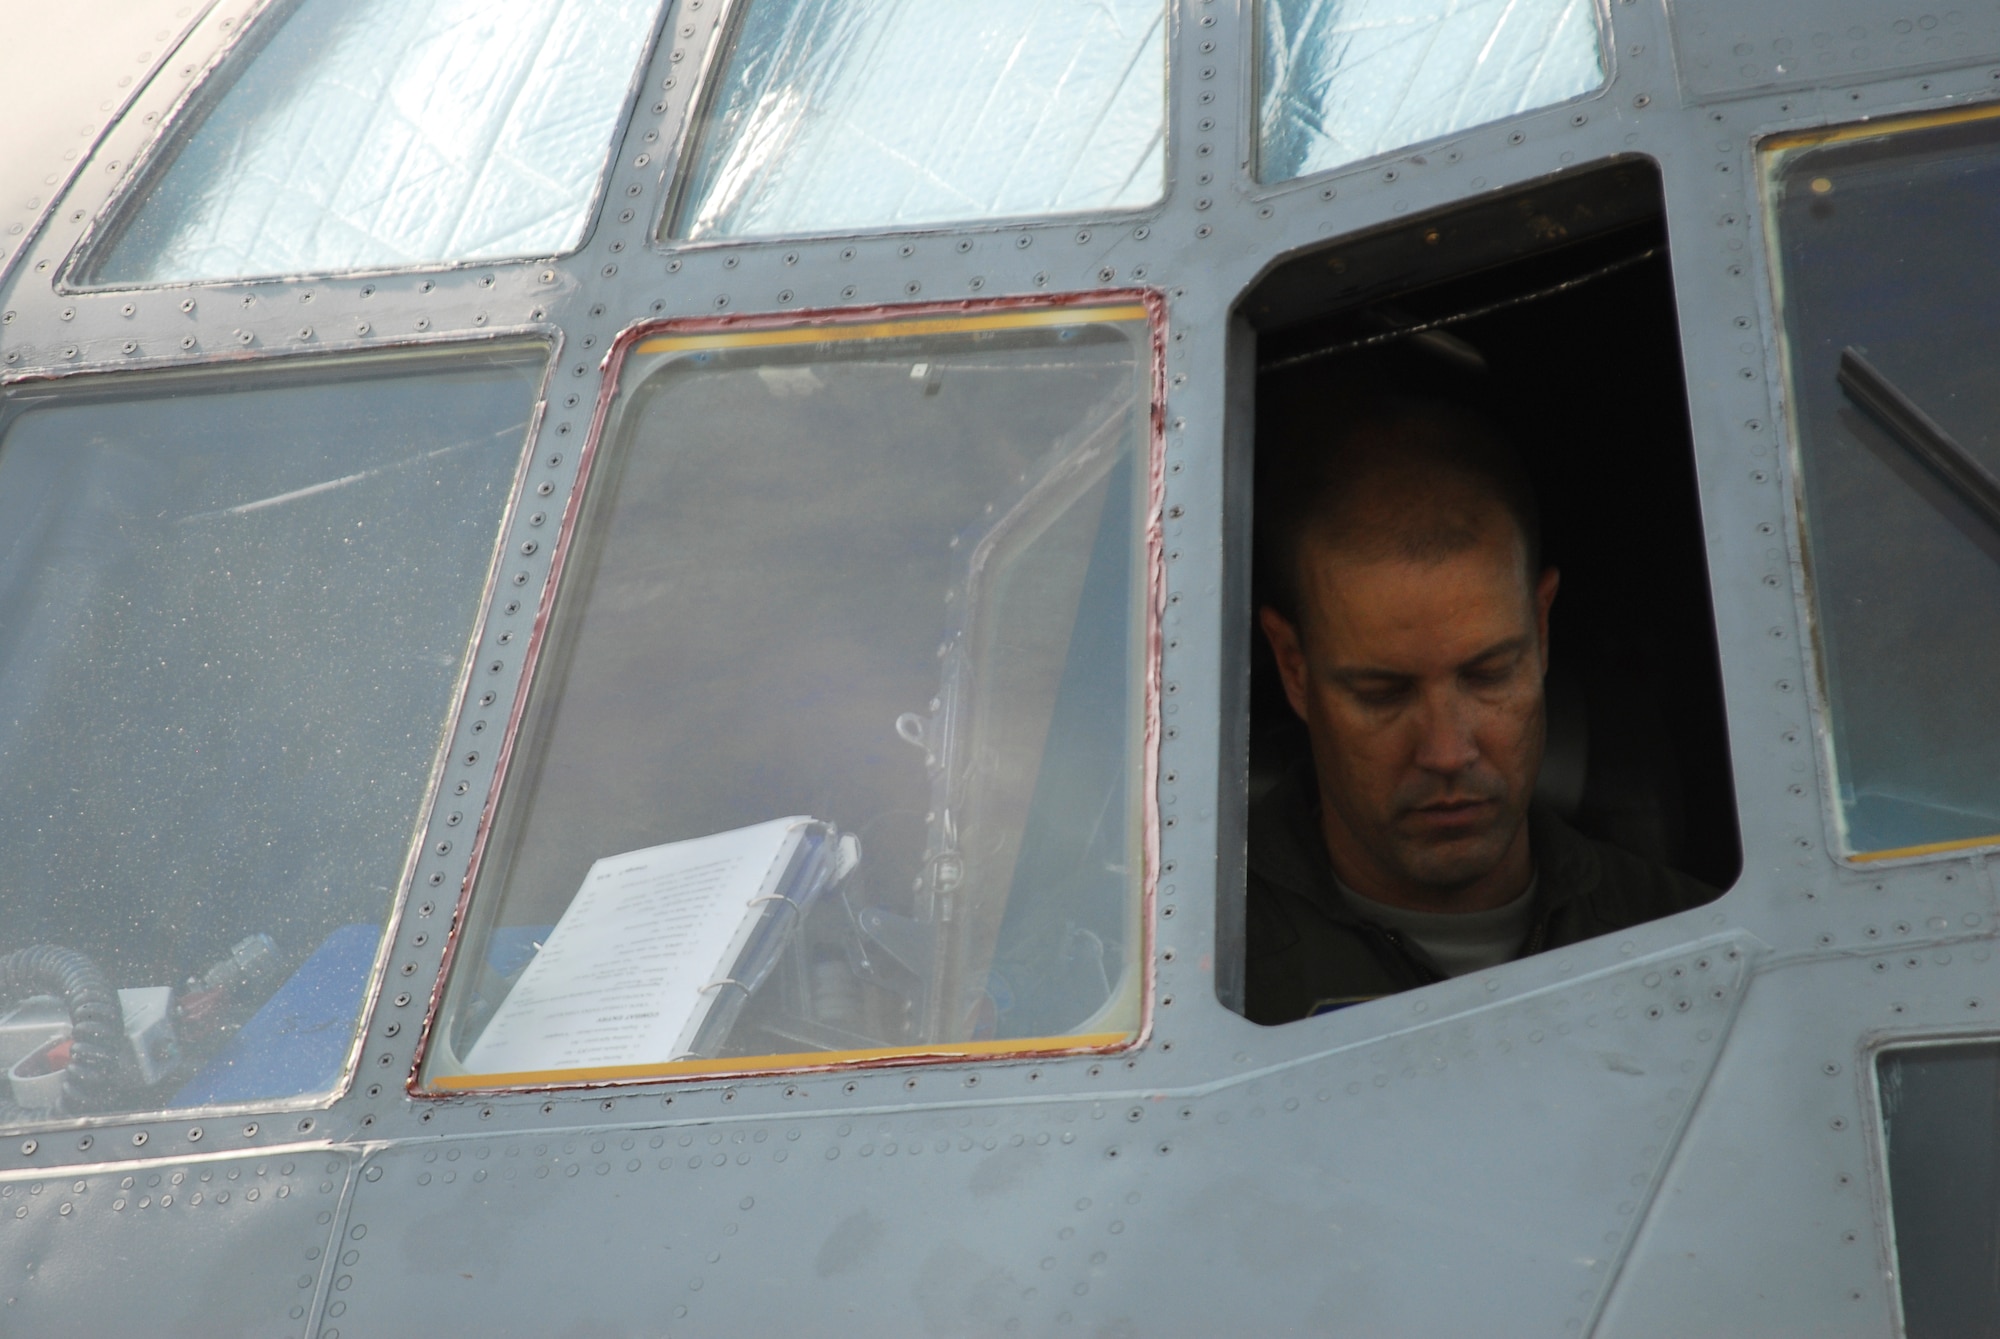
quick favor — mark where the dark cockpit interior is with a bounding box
[1236,159,1742,1015]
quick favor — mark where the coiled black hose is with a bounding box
[0,946,122,1117]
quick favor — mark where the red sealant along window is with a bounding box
[423,295,1165,1092]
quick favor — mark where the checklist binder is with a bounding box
[458,816,849,1078]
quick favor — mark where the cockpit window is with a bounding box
[1257,0,1605,184]
[423,301,1157,1091]
[671,0,1166,242]
[0,343,542,1125]
[1878,1042,2000,1335]
[1765,107,2000,860]
[81,0,663,286]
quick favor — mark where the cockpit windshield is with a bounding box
[83,0,664,285]
[1765,106,2000,859]
[0,342,542,1124]
[425,301,1158,1090]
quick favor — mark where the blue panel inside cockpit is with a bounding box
[174,923,378,1107]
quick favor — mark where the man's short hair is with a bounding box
[1257,393,1541,626]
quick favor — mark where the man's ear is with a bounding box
[1534,566,1561,673]
[1258,606,1313,722]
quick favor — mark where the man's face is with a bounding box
[1260,514,1558,910]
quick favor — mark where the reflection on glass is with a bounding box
[0,344,541,1125]
[427,303,1156,1090]
[1879,1043,2000,1334]
[674,0,1165,241]
[88,0,662,284]
[1258,0,1604,184]
[1765,107,2000,858]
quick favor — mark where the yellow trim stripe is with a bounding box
[429,1031,1133,1091]
[1763,102,2000,155]
[635,304,1149,355]
[1850,832,2000,863]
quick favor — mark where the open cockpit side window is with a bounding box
[1231,161,1741,1024]
[422,299,1159,1092]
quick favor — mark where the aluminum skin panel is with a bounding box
[0,1146,353,1339]
[1666,0,2000,102]
[330,936,1746,1337]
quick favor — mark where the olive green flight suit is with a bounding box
[1244,765,1720,1024]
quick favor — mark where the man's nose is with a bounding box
[1411,689,1482,775]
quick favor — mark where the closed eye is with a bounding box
[1346,680,1414,707]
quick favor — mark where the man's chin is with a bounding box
[1389,830,1515,894]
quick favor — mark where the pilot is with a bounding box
[1246,394,1716,1022]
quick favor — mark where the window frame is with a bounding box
[414,290,1169,1096]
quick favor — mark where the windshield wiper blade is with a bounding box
[1838,346,2000,536]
